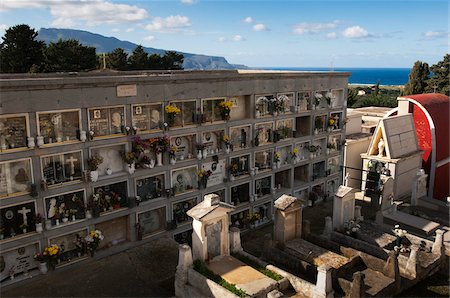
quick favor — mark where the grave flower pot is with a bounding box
[86,210,92,219]
[127,163,136,174]
[196,150,202,160]
[36,135,44,147]
[45,220,52,230]
[39,262,48,274]
[156,152,163,166]
[89,170,99,182]
[80,131,87,142]
[62,217,68,223]
[202,149,208,159]
[27,137,35,149]
[170,157,176,165]
[35,223,43,233]
[225,146,231,154]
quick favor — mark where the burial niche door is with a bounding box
[206,220,222,261]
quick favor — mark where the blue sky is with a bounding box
[0,0,448,67]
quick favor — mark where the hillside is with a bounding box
[37,28,245,70]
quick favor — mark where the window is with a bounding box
[88,106,125,138]
[37,110,80,144]
[44,190,86,227]
[136,174,165,202]
[0,158,33,198]
[0,114,29,151]
[41,151,83,186]
[202,98,225,122]
[132,103,163,132]
[169,100,196,127]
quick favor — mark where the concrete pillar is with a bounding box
[314,265,334,298]
[175,244,193,297]
[383,251,401,293]
[405,244,419,278]
[348,272,365,298]
[303,219,311,238]
[354,206,363,221]
[323,217,332,239]
[295,208,302,239]
[432,229,445,258]
[229,227,243,253]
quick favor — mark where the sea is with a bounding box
[260,67,411,86]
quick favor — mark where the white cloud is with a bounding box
[1,0,149,27]
[293,21,340,35]
[0,24,8,31]
[423,31,448,39]
[232,35,243,41]
[143,35,156,42]
[326,32,337,39]
[243,17,254,24]
[126,28,135,32]
[253,23,268,31]
[145,15,191,33]
[343,26,370,39]
[218,36,226,42]
[180,0,196,5]
[112,28,120,32]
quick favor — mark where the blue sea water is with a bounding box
[260,67,411,86]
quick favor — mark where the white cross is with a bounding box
[239,157,247,171]
[263,152,269,165]
[18,207,31,225]
[66,155,78,175]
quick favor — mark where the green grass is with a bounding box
[193,259,247,297]
[231,253,284,281]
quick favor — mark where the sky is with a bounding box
[0,0,448,68]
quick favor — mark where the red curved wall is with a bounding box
[412,106,432,173]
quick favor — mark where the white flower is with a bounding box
[314,93,323,99]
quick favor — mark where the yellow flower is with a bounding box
[219,101,233,110]
[165,105,181,114]
[329,119,335,126]
[293,148,299,155]
[222,134,230,142]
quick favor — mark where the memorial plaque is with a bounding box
[276,118,293,139]
[116,84,137,97]
[253,202,271,221]
[231,183,250,205]
[38,110,80,144]
[230,125,250,150]
[0,114,28,150]
[41,151,82,185]
[138,207,166,236]
[255,176,271,198]
[329,112,342,130]
[202,98,224,122]
[0,243,39,281]
[132,103,163,132]
[170,134,195,160]
[199,160,225,187]
[94,181,128,209]
[277,145,292,165]
[0,159,32,198]
[88,106,125,137]
[173,197,197,224]
[44,190,85,226]
[255,94,274,117]
[254,149,273,170]
[136,174,164,202]
[230,209,249,229]
[202,130,223,153]
[230,155,250,177]
[255,122,274,145]
[297,91,311,111]
[328,156,340,175]
[0,201,36,239]
[171,166,196,195]
[169,101,196,127]
[49,229,88,262]
[91,144,126,176]
[277,92,294,113]
[96,216,129,249]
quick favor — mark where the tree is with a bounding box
[347,88,358,107]
[403,61,430,95]
[162,51,184,70]
[352,94,397,108]
[148,53,163,70]
[0,24,45,73]
[128,45,148,70]
[44,39,97,72]
[426,54,449,95]
[107,48,128,70]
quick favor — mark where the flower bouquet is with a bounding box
[122,151,137,166]
[149,135,170,154]
[165,104,181,127]
[197,169,212,189]
[87,155,103,171]
[168,145,177,159]
[218,101,233,120]
[85,230,104,257]
[273,151,281,162]
[343,220,360,237]
[39,244,61,269]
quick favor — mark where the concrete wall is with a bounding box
[344,138,371,189]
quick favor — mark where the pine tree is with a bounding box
[43,39,97,72]
[0,24,45,73]
[403,61,430,95]
[107,48,128,70]
[128,45,148,70]
[162,51,184,70]
[426,54,449,95]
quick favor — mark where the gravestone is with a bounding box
[411,170,428,206]
[0,243,39,280]
[332,186,356,231]
[273,194,302,246]
[187,194,234,262]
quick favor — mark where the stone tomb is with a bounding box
[273,194,303,246]
[0,243,39,281]
[332,185,357,231]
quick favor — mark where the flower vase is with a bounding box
[72,215,76,221]
[89,170,99,182]
[230,175,235,181]
[39,262,48,274]
[27,137,35,149]
[225,145,231,154]
[35,223,43,233]
[149,159,155,168]
[127,163,136,174]
[62,217,68,223]
[36,135,44,147]
[277,161,281,168]
[170,157,176,165]
[22,228,27,234]
[314,128,319,135]
[197,150,202,160]
[156,152,163,166]
[45,220,52,230]
[80,131,87,142]
[202,149,208,159]
[86,210,92,219]
[106,168,113,175]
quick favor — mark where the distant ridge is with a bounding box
[37,28,246,70]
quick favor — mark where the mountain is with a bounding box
[37,28,246,70]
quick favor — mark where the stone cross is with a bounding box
[239,156,247,171]
[18,207,31,224]
[263,152,269,165]
[66,155,78,175]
